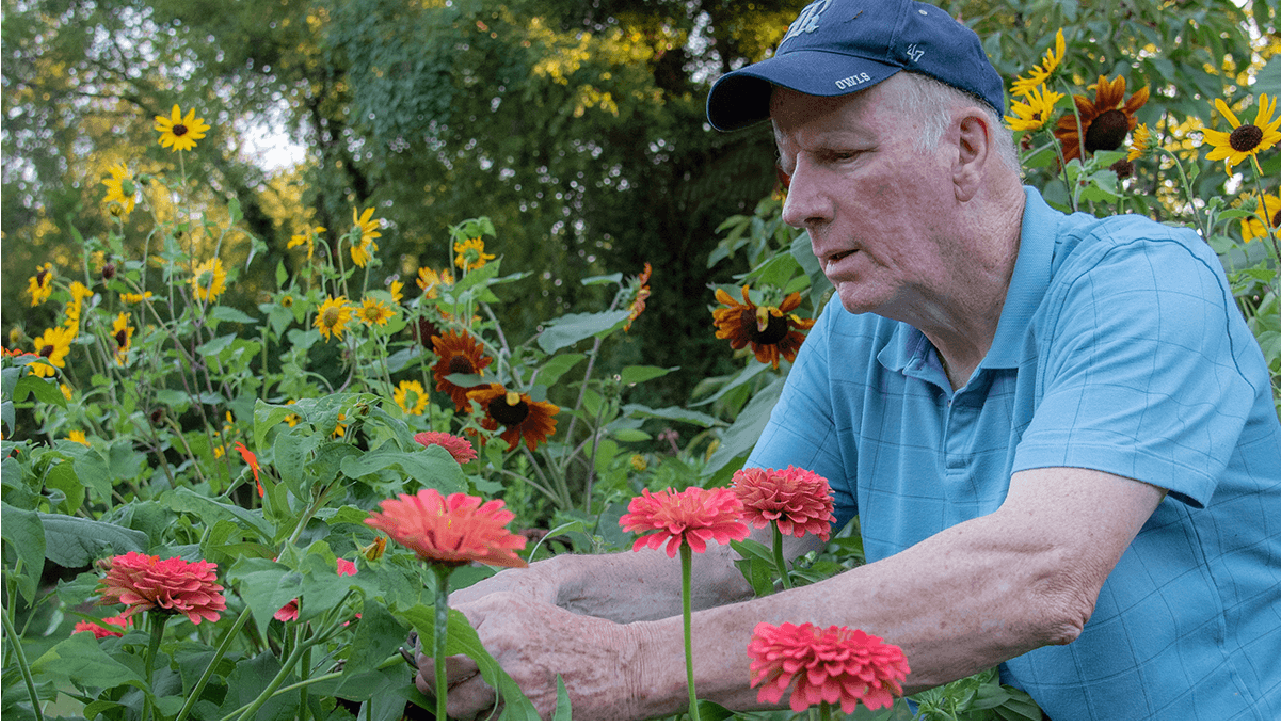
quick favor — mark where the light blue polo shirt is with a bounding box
[747,187,1281,720]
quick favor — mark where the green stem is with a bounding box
[174,606,251,721]
[432,564,453,721]
[229,632,311,721]
[142,613,168,721]
[298,626,312,721]
[771,523,792,590]
[818,701,834,721]
[1,609,44,721]
[680,544,701,721]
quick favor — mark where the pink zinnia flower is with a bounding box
[414,431,478,464]
[94,552,226,625]
[731,466,836,540]
[275,557,359,622]
[619,486,750,557]
[364,489,528,568]
[73,613,132,638]
[747,621,911,714]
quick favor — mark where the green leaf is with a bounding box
[12,374,67,408]
[703,376,786,476]
[30,630,144,689]
[275,259,288,288]
[621,404,723,428]
[209,306,258,325]
[1,501,45,601]
[159,486,273,541]
[580,273,622,286]
[40,513,147,567]
[551,676,573,721]
[344,599,407,676]
[536,309,631,353]
[339,446,467,493]
[536,353,586,386]
[618,365,674,385]
[225,557,295,639]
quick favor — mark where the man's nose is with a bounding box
[780,161,830,230]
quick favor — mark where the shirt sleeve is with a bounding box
[1011,229,1265,508]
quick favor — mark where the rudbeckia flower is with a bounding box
[154,104,211,152]
[287,224,325,262]
[314,296,353,341]
[467,384,560,452]
[432,330,494,412]
[1241,192,1281,244]
[1126,122,1153,162]
[388,279,404,303]
[101,163,137,215]
[68,430,91,446]
[350,207,381,267]
[31,326,75,378]
[1203,93,1281,169]
[1053,75,1149,163]
[28,263,53,307]
[63,281,94,331]
[190,258,226,302]
[355,297,394,326]
[1010,29,1066,98]
[712,285,816,370]
[1005,85,1063,133]
[394,379,429,416]
[111,312,133,366]
[453,237,495,271]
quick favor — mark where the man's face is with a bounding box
[772,78,966,320]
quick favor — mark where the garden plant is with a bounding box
[3,1,1280,720]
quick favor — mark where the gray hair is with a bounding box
[891,72,1020,173]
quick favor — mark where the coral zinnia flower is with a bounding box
[154,104,211,152]
[1241,192,1281,244]
[95,552,226,625]
[111,312,133,366]
[233,440,262,496]
[414,431,478,464]
[364,489,528,568]
[28,263,54,307]
[350,207,381,267]
[732,467,836,541]
[625,262,652,331]
[713,285,816,370]
[1053,75,1150,163]
[453,237,495,271]
[394,379,429,416]
[73,613,132,639]
[416,266,454,298]
[432,330,494,411]
[315,295,353,341]
[748,622,910,714]
[1005,85,1063,133]
[101,163,137,215]
[287,224,325,262]
[620,486,750,557]
[274,558,357,621]
[1010,29,1065,98]
[356,297,394,326]
[1203,93,1281,169]
[31,325,75,378]
[468,384,560,452]
[191,258,226,302]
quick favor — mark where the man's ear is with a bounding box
[953,113,991,202]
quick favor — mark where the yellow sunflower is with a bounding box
[712,285,816,370]
[122,291,154,304]
[111,312,134,366]
[191,258,226,302]
[154,104,211,152]
[64,281,94,331]
[1010,29,1066,98]
[28,263,54,306]
[1203,93,1281,169]
[31,325,75,378]
[68,430,91,447]
[333,412,348,438]
[416,266,454,298]
[467,384,560,452]
[101,163,137,215]
[288,224,325,262]
[314,295,353,341]
[453,237,495,271]
[284,399,301,427]
[350,207,381,267]
[432,330,494,412]
[356,297,394,326]
[1241,192,1281,244]
[1053,75,1149,163]
[394,379,429,416]
[1005,85,1063,133]
[1127,123,1153,162]
[388,280,404,303]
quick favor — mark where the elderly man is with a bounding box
[419,1,1281,719]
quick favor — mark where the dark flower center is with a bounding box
[447,355,475,375]
[489,396,530,426]
[36,268,49,284]
[1084,109,1129,153]
[321,308,340,327]
[416,318,441,346]
[173,123,189,137]
[281,295,293,307]
[115,330,128,348]
[1230,123,1264,152]
[1272,210,1281,229]
[740,309,790,346]
[39,344,54,358]
[101,263,116,280]
[1109,159,1135,179]
[150,408,166,425]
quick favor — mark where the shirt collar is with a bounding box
[979,186,1060,369]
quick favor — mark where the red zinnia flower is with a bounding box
[274,557,358,621]
[73,613,132,639]
[364,489,528,568]
[619,486,750,557]
[748,621,910,714]
[414,431,478,464]
[95,552,226,625]
[233,441,262,497]
[732,467,836,541]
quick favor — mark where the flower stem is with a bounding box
[142,613,168,721]
[680,544,702,721]
[772,523,792,590]
[174,606,251,721]
[818,701,834,721]
[1,609,44,721]
[432,564,454,721]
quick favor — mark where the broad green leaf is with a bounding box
[344,598,407,676]
[195,332,237,357]
[31,631,144,689]
[621,403,723,428]
[339,446,467,493]
[703,376,786,476]
[610,428,651,442]
[535,353,586,386]
[580,272,622,286]
[12,374,66,408]
[159,487,273,541]
[536,309,631,353]
[1,501,45,601]
[209,306,258,325]
[225,557,297,639]
[40,513,147,567]
[618,365,674,385]
[551,676,573,721]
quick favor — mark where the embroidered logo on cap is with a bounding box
[780,0,833,48]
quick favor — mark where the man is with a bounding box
[420,1,1281,718]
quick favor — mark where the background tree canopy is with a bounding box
[2,0,1272,407]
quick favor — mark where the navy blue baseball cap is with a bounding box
[706,0,1005,132]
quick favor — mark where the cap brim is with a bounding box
[706,50,901,132]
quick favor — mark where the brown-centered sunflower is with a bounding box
[314,295,353,341]
[31,325,75,378]
[355,297,394,326]
[1053,75,1150,164]
[394,379,429,416]
[350,207,381,267]
[712,285,816,370]
[432,330,494,412]
[1203,93,1281,169]
[468,384,560,452]
[101,164,137,216]
[1241,192,1281,244]
[154,105,211,152]
[28,263,54,307]
[111,312,134,366]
